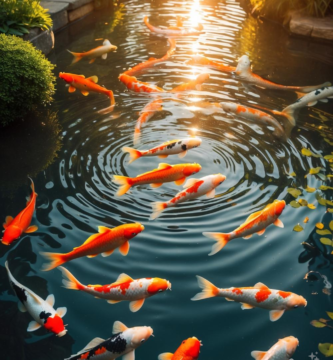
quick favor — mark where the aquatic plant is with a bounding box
[0,0,52,36]
[0,34,55,126]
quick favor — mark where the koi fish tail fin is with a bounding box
[107,90,115,106]
[112,175,132,196]
[202,232,231,255]
[143,16,154,32]
[67,50,82,64]
[40,252,67,271]
[191,275,219,301]
[150,202,167,220]
[58,266,85,291]
[280,107,296,126]
[133,128,141,146]
[299,81,331,93]
[122,147,142,164]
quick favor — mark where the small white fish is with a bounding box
[251,336,299,360]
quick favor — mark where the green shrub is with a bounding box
[0,34,56,126]
[0,0,52,36]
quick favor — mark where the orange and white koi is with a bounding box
[192,277,307,321]
[59,268,171,312]
[151,174,226,220]
[59,72,115,107]
[119,73,165,93]
[185,54,236,73]
[6,262,67,336]
[123,137,202,164]
[159,337,201,360]
[170,73,210,92]
[113,163,202,196]
[67,39,117,64]
[203,200,286,255]
[144,16,203,36]
[221,102,286,140]
[251,336,299,360]
[66,321,153,360]
[40,223,144,271]
[124,38,176,76]
[236,55,330,92]
[2,178,38,246]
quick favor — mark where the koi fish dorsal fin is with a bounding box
[98,226,112,233]
[251,351,267,360]
[87,76,98,83]
[158,353,174,360]
[161,139,179,145]
[137,168,160,177]
[79,233,101,247]
[158,163,172,170]
[45,294,55,307]
[245,210,262,223]
[113,320,128,334]
[254,282,269,290]
[183,178,200,188]
[79,337,105,354]
[115,273,133,283]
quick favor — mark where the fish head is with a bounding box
[211,173,226,187]
[286,293,307,310]
[273,200,286,216]
[123,223,145,239]
[128,326,153,348]
[179,337,201,358]
[44,314,67,337]
[2,226,21,245]
[147,278,171,294]
[183,163,202,177]
[186,137,202,149]
[196,73,210,84]
[236,55,251,74]
[103,39,118,51]
[221,102,237,113]
[59,72,74,84]
[282,336,299,357]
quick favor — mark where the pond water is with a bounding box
[1,0,333,359]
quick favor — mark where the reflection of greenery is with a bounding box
[0,110,61,196]
[311,312,333,357]
[95,2,125,35]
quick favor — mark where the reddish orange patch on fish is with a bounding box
[278,291,291,298]
[95,347,107,355]
[232,288,243,295]
[255,288,272,303]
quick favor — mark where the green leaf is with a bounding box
[301,148,322,158]
[6,20,17,26]
[324,155,333,160]
[289,171,296,177]
[290,200,300,208]
[327,312,333,320]
[320,238,332,246]
[316,223,324,229]
[17,26,29,34]
[316,192,327,206]
[319,185,333,191]
[318,173,327,181]
[293,224,304,232]
[8,28,23,35]
[317,229,332,235]
[319,343,333,357]
[306,186,316,193]
[309,167,323,175]
[328,208,333,213]
[311,320,327,328]
[330,221,333,231]
[308,203,316,210]
[298,199,308,206]
[287,188,301,198]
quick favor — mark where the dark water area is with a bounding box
[1,0,333,359]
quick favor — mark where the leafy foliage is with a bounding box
[0,0,52,36]
[0,34,55,126]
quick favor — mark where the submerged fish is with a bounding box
[119,73,165,93]
[236,55,330,92]
[67,39,117,64]
[170,73,210,92]
[59,268,171,312]
[59,72,115,107]
[144,16,203,36]
[113,163,202,196]
[192,277,307,321]
[185,54,236,73]
[251,336,299,360]
[159,337,201,360]
[2,178,38,246]
[5,262,67,336]
[221,102,286,140]
[123,137,202,163]
[65,321,153,360]
[41,223,144,271]
[150,174,226,220]
[203,200,286,254]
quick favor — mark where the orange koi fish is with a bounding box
[170,73,210,92]
[2,178,38,245]
[123,137,202,164]
[124,38,176,76]
[119,73,165,93]
[185,54,236,73]
[236,55,330,92]
[67,39,117,64]
[59,72,115,107]
[144,16,203,36]
[251,336,299,360]
[192,277,307,321]
[113,163,202,196]
[159,337,201,360]
[59,268,171,312]
[40,223,144,271]
[151,174,226,220]
[203,200,286,255]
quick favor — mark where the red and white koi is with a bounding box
[251,336,299,360]
[192,277,307,321]
[236,55,330,92]
[185,54,236,73]
[151,174,226,220]
[159,337,201,360]
[40,223,144,271]
[119,73,165,93]
[113,163,202,196]
[2,178,38,246]
[59,268,171,312]
[123,137,202,164]
[170,73,210,92]
[203,200,286,255]
[5,262,67,336]
[67,39,117,64]
[65,321,153,360]
[144,16,203,36]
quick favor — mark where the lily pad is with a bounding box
[319,343,333,357]
[327,312,333,320]
[305,186,316,193]
[318,173,327,181]
[324,155,333,160]
[316,192,327,206]
[320,238,332,246]
[311,320,327,328]
[301,148,322,158]
[310,167,323,175]
[316,223,324,229]
[287,188,301,198]
[289,172,296,177]
[290,200,300,208]
[293,224,304,232]
[298,199,308,206]
[328,208,333,213]
[308,203,316,210]
[319,185,333,191]
[317,229,332,236]
[330,221,333,231]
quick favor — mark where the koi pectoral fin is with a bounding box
[129,298,145,312]
[68,86,76,93]
[206,189,215,198]
[241,303,255,310]
[119,241,130,256]
[18,302,27,312]
[273,219,284,228]
[81,91,89,96]
[89,58,96,64]
[27,320,42,332]
[175,177,186,186]
[269,310,285,321]
[102,53,107,60]
[25,225,38,234]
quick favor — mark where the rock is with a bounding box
[23,28,54,55]
[41,1,69,31]
[311,16,333,41]
[289,12,313,36]
[68,2,94,22]
[49,0,93,10]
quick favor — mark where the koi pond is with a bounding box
[1,0,333,359]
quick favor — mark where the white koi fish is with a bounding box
[203,200,286,255]
[144,16,203,36]
[5,261,67,336]
[65,321,153,360]
[123,137,202,164]
[59,268,171,312]
[150,174,226,220]
[192,277,307,321]
[251,336,299,360]
[236,55,330,92]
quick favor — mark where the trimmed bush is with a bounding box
[0,34,55,126]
